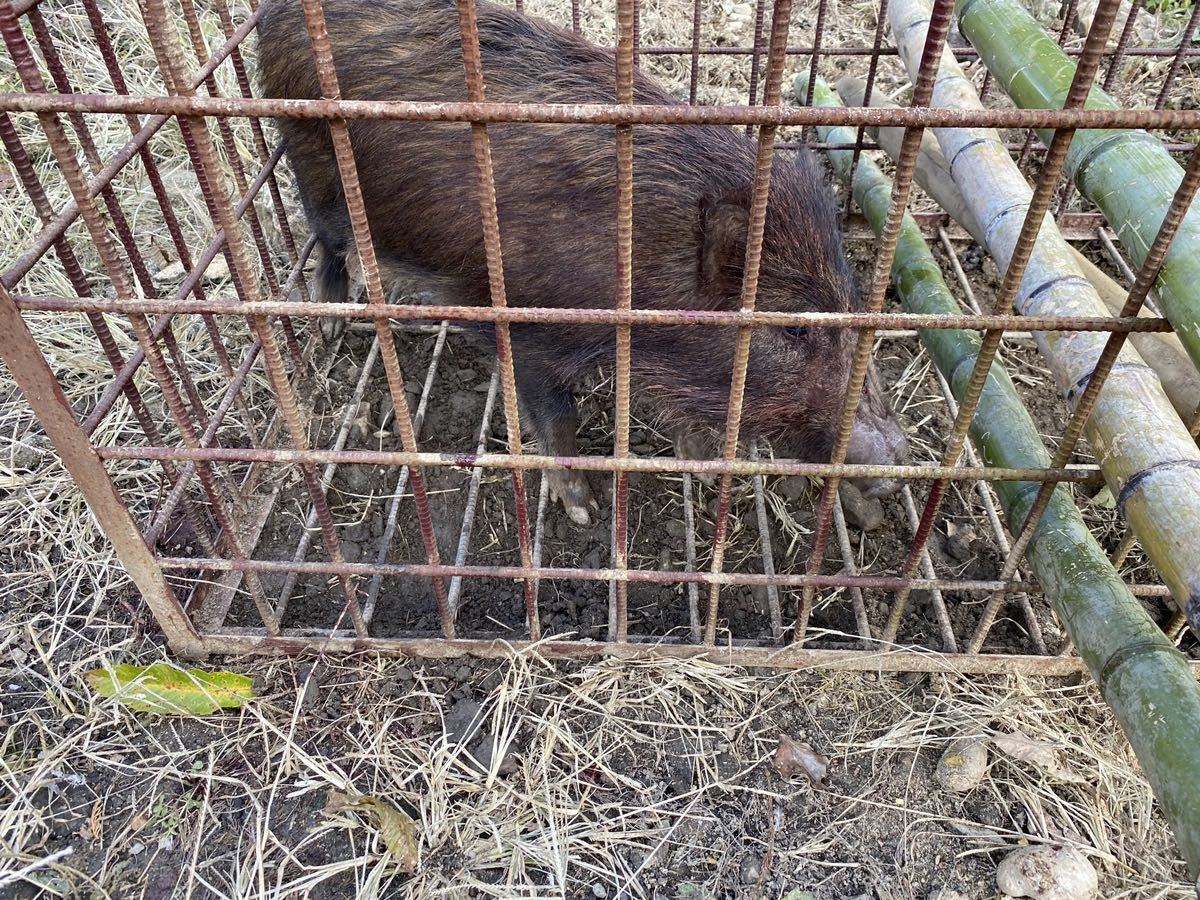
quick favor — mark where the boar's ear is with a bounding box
[698,197,749,296]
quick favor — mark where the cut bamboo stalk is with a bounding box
[882,0,1200,871]
[801,69,1200,877]
[956,0,1200,380]
[831,74,1200,420]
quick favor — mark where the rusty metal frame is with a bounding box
[0,0,1193,669]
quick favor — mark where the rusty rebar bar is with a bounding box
[7,92,1200,130]
[880,0,1120,649]
[16,294,1175,334]
[1103,0,1146,92]
[1157,0,1200,108]
[704,0,793,645]
[454,0,540,638]
[843,0,891,222]
[798,0,955,645]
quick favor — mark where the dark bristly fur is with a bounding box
[256,0,907,512]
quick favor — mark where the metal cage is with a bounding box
[1,0,1197,671]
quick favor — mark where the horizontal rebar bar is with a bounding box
[4,92,1200,130]
[97,445,1107,483]
[200,629,1129,674]
[12,296,1175,334]
[158,554,1173,599]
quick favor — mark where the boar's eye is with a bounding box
[783,326,809,340]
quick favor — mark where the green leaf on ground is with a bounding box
[85,663,253,715]
[326,791,420,872]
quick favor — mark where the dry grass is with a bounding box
[2,0,1200,896]
[2,599,1196,897]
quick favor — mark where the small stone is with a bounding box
[665,520,686,540]
[469,733,519,776]
[450,391,475,414]
[298,664,321,710]
[591,883,608,898]
[341,542,362,563]
[443,697,483,744]
[936,737,988,793]
[777,475,809,501]
[340,466,372,493]
[203,255,231,283]
[716,751,739,780]
[457,368,477,383]
[152,260,186,284]
[394,667,413,682]
[945,521,977,561]
[666,736,694,794]
[739,853,762,884]
[996,845,1098,900]
[839,482,885,532]
[927,889,970,900]
[10,441,48,471]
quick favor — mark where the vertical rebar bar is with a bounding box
[843,0,891,221]
[454,0,539,639]
[878,0,1120,648]
[612,0,637,642]
[797,0,954,645]
[704,0,793,645]
[1156,0,1200,108]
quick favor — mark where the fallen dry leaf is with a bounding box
[86,663,253,716]
[772,736,828,785]
[326,791,420,872]
[992,731,1088,784]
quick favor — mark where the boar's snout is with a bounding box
[844,365,908,499]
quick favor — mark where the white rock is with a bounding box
[996,845,1098,900]
[935,737,987,792]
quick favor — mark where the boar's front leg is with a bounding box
[514,360,596,527]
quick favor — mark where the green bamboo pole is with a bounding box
[831,75,1200,421]
[800,72,1200,876]
[890,0,1200,630]
[956,0,1200,379]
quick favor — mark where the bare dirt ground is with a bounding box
[2,0,1200,896]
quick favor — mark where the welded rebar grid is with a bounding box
[0,0,1192,667]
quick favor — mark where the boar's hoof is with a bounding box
[672,425,717,486]
[549,472,595,527]
[320,316,347,344]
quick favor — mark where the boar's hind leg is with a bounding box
[515,362,596,527]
